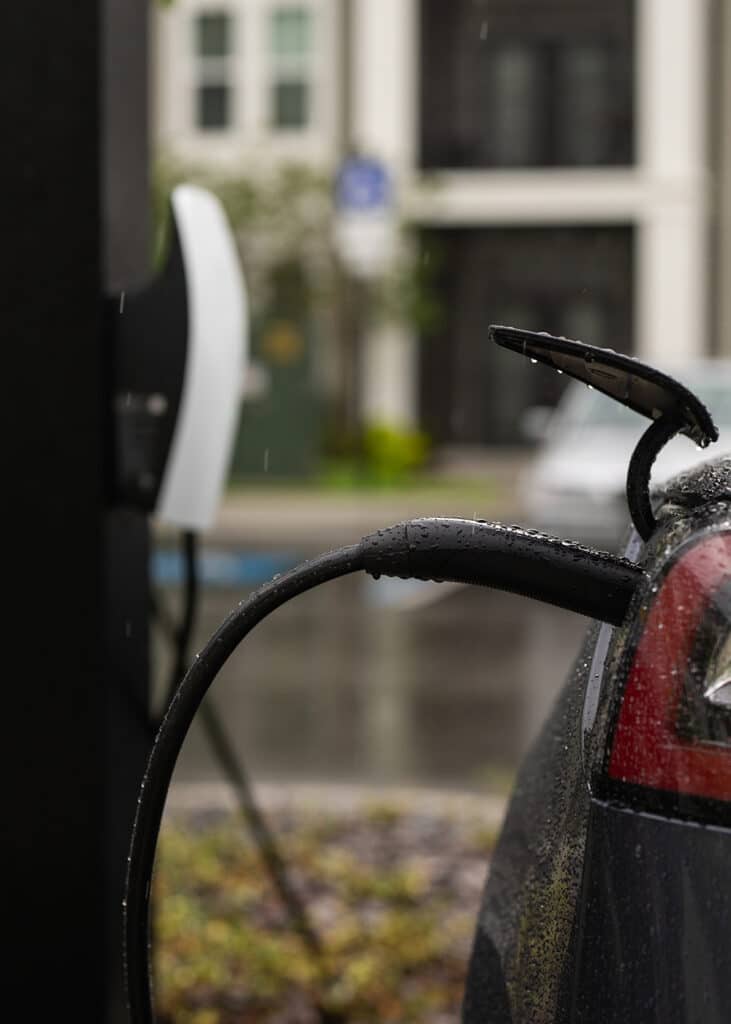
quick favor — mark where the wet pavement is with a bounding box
[153,542,589,793]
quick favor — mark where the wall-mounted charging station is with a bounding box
[110,184,248,529]
[104,182,248,1022]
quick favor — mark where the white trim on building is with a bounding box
[635,0,710,364]
[715,0,731,356]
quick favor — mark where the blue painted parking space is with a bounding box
[152,549,301,588]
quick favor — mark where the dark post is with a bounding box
[102,2,152,1020]
[3,2,151,1020]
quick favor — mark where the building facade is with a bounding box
[155,0,344,170]
[155,0,721,449]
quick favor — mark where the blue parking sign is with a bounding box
[335,157,391,212]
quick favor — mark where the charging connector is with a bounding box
[361,518,640,625]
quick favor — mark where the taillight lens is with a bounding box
[607,532,731,814]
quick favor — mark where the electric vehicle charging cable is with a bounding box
[151,530,327,966]
[125,516,643,1024]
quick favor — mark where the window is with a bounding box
[270,7,312,130]
[487,45,542,166]
[197,11,229,57]
[194,10,233,130]
[272,6,310,55]
[419,227,634,444]
[198,84,229,130]
[273,81,308,128]
[420,0,634,169]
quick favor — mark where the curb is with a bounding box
[165,780,509,829]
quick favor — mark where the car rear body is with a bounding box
[463,456,731,1023]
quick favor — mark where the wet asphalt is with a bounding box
[153,545,588,793]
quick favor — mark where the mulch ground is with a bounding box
[154,785,504,1024]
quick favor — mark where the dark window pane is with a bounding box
[556,46,614,165]
[420,0,634,169]
[196,12,230,57]
[560,296,608,347]
[273,80,308,128]
[488,45,543,166]
[197,84,230,129]
[419,226,633,444]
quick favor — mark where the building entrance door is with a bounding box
[420,226,633,446]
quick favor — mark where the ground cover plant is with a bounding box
[154,794,499,1023]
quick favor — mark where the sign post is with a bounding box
[333,156,398,433]
[334,155,397,279]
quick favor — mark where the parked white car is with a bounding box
[519,361,731,550]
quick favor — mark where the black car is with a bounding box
[463,458,731,1023]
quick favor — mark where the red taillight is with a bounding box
[608,532,731,805]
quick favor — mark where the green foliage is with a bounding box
[318,422,430,489]
[152,157,443,473]
[377,231,445,335]
[151,158,442,332]
[362,423,430,485]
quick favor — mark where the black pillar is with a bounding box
[103,1,152,1020]
[3,2,151,1020]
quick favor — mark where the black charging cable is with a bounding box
[167,530,198,700]
[625,413,688,541]
[126,517,643,1024]
[151,532,327,967]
